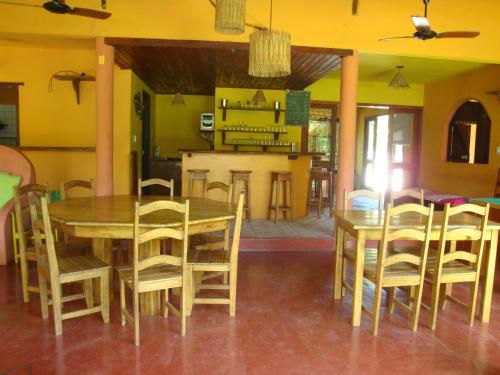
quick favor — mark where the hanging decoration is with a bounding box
[214,0,246,34]
[248,0,291,78]
[388,66,411,89]
[251,89,267,104]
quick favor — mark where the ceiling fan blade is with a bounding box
[411,16,431,32]
[378,36,415,42]
[0,0,41,8]
[436,31,480,39]
[70,7,111,19]
[352,0,358,15]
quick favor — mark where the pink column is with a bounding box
[95,37,114,196]
[336,51,359,210]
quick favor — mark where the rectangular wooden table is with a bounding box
[333,209,500,327]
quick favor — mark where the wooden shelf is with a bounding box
[219,127,287,144]
[53,74,95,104]
[224,141,292,152]
[218,105,285,123]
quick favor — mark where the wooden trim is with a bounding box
[0,82,24,87]
[17,146,96,152]
[105,38,353,57]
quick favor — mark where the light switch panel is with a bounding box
[132,135,137,143]
[496,146,500,155]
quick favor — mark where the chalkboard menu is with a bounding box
[285,91,310,126]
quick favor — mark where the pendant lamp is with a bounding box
[215,0,246,34]
[388,66,411,89]
[248,0,291,78]
[171,92,186,105]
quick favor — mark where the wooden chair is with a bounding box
[191,181,233,282]
[426,203,490,330]
[60,179,95,200]
[187,191,244,316]
[30,194,110,336]
[117,199,189,346]
[341,189,384,295]
[138,177,174,198]
[390,188,424,206]
[14,183,90,303]
[495,168,500,197]
[362,203,434,335]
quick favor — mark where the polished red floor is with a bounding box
[1,250,500,374]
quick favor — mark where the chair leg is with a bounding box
[388,287,396,314]
[120,278,126,326]
[39,272,49,320]
[83,279,94,308]
[429,281,441,331]
[267,180,274,220]
[411,283,424,332]
[180,280,187,336]
[341,258,347,298]
[289,179,294,222]
[318,180,323,219]
[100,273,110,324]
[275,179,280,223]
[51,281,63,336]
[282,178,288,220]
[372,282,383,336]
[133,291,140,346]
[163,289,169,318]
[185,266,194,317]
[229,268,238,317]
[468,280,480,327]
[20,254,30,303]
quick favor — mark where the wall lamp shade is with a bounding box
[388,66,411,89]
[215,0,246,34]
[171,92,186,105]
[251,89,267,104]
[248,29,291,78]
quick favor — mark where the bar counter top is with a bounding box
[179,149,323,157]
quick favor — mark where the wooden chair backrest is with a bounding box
[60,179,95,200]
[133,199,189,283]
[13,183,50,255]
[344,189,384,211]
[495,168,500,198]
[229,191,245,267]
[205,181,233,203]
[138,178,174,198]
[29,194,59,278]
[377,203,434,277]
[435,203,490,275]
[390,188,424,206]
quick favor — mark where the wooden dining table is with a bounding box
[333,209,500,327]
[49,195,237,315]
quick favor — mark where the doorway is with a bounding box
[0,83,21,146]
[141,91,151,182]
[361,106,422,192]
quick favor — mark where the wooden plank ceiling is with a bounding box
[106,38,352,95]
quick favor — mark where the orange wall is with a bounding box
[419,65,500,197]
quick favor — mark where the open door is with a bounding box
[387,107,422,191]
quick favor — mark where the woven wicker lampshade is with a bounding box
[251,89,267,104]
[171,92,186,105]
[388,66,411,89]
[248,29,291,78]
[215,0,246,34]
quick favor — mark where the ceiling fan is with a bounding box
[0,0,111,19]
[379,0,479,41]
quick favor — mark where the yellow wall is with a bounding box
[307,78,424,106]
[1,1,499,63]
[419,65,500,197]
[214,88,301,152]
[155,94,214,158]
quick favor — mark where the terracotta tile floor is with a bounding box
[1,250,500,375]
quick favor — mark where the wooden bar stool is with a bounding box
[268,171,294,223]
[230,170,252,220]
[306,169,333,218]
[187,169,209,197]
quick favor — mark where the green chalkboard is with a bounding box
[285,91,310,126]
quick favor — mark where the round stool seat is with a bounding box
[188,169,210,173]
[310,170,332,180]
[230,170,252,174]
[271,171,292,176]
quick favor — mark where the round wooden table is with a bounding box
[49,195,237,314]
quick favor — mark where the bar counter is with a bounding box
[180,150,320,219]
